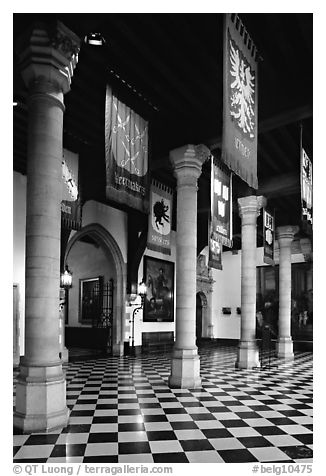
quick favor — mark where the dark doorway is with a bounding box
[196,293,202,343]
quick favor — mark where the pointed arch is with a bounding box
[65,223,127,355]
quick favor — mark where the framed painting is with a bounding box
[79,276,103,324]
[143,256,174,322]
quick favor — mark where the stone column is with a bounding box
[236,195,266,369]
[14,22,80,432]
[168,144,210,388]
[276,226,298,359]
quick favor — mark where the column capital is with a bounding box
[238,195,266,220]
[15,20,80,95]
[276,225,299,244]
[169,144,210,185]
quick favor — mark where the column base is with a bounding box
[236,340,260,369]
[13,362,70,433]
[60,346,69,364]
[168,348,202,388]
[112,342,124,357]
[276,337,294,359]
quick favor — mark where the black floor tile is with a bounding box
[83,456,119,463]
[50,444,87,457]
[147,430,177,441]
[24,434,59,445]
[280,445,313,460]
[88,432,118,443]
[118,441,151,454]
[180,439,214,452]
[170,421,199,430]
[218,448,259,463]
[153,452,189,463]
[201,428,233,439]
[292,433,313,445]
[238,436,273,448]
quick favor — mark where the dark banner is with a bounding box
[208,229,223,270]
[263,209,275,265]
[222,13,258,189]
[147,180,173,255]
[105,86,149,213]
[300,147,313,227]
[61,148,82,230]
[211,156,233,248]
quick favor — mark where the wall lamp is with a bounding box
[60,264,73,289]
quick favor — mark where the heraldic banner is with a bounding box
[208,226,223,270]
[61,148,82,230]
[211,156,233,249]
[147,180,173,255]
[105,86,149,213]
[263,209,275,265]
[300,146,313,228]
[222,13,258,189]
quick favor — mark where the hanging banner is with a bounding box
[211,156,233,248]
[300,147,313,227]
[61,149,82,230]
[105,86,149,213]
[208,229,223,270]
[147,180,173,255]
[222,13,258,189]
[263,209,275,265]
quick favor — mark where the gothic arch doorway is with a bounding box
[196,291,207,343]
[64,223,127,356]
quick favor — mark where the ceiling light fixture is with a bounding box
[84,32,106,46]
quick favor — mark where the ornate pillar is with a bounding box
[276,226,298,359]
[236,195,266,369]
[14,21,80,432]
[168,144,210,388]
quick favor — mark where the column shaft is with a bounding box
[236,195,266,369]
[14,21,80,432]
[276,226,298,359]
[168,144,210,388]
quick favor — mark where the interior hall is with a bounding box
[12,12,313,465]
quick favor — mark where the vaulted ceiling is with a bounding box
[13,13,313,250]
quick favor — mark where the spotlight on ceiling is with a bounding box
[84,32,106,46]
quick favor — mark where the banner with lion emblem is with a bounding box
[222,14,258,189]
[105,86,149,212]
[147,180,173,255]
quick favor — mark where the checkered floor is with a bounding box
[13,344,313,463]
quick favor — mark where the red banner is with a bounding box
[222,14,258,189]
[105,86,149,213]
[147,180,173,255]
[61,148,82,230]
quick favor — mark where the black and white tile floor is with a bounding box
[13,344,313,463]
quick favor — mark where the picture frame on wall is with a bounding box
[79,276,103,324]
[143,256,174,322]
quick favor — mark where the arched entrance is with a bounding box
[64,223,127,356]
[196,291,208,343]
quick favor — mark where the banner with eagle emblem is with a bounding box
[222,14,258,189]
[105,86,149,213]
[147,180,173,255]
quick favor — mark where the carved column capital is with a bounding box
[15,20,80,95]
[170,144,210,186]
[238,195,266,226]
[276,225,299,247]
